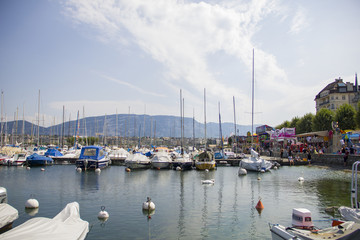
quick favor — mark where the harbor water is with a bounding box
[0,165,354,239]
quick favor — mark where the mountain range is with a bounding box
[1,114,258,139]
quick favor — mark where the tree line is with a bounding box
[275,102,360,134]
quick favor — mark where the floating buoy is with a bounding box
[76,168,82,172]
[255,199,264,210]
[41,168,45,171]
[257,177,261,180]
[201,179,215,184]
[26,166,30,170]
[205,169,209,172]
[98,206,109,220]
[273,166,278,170]
[25,197,39,209]
[298,177,304,182]
[176,166,182,171]
[95,168,101,173]
[156,167,160,170]
[260,169,265,173]
[125,168,131,172]
[238,168,247,175]
[142,197,155,211]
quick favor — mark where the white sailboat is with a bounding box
[239,49,272,172]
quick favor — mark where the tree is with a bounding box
[335,104,356,130]
[356,101,360,129]
[313,108,334,131]
[296,113,314,134]
[290,117,300,128]
[275,120,290,129]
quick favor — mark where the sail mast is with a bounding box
[204,88,207,149]
[233,96,237,155]
[37,89,40,147]
[251,49,254,148]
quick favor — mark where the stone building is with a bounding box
[315,74,360,112]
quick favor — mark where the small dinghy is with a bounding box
[0,202,89,240]
[269,208,360,240]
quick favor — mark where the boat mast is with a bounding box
[180,89,183,154]
[116,108,118,147]
[0,90,3,147]
[204,88,207,149]
[233,96,237,155]
[22,104,25,146]
[251,49,254,148]
[61,105,65,148]
[83,106,88,146]
[37,90,40,147]
[193,108,195,151]
[219,102,224,156]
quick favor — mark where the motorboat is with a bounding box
[26,153,53,166]
[0,202,89,240]
[338,161,360,223]
[125,152,151,169]
[269,208,360,240]
[171,150,193,170]
[109,148,129,161]
[151,147,172,169]
[194,150,216,170]
[0,187,18,233]
[239,149,272,172]
[2,153,28,166]
[75,146,110,170]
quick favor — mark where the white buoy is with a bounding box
[176,166,182,171]
[274,166,278,170]
[257,177,261,180]
[238,168,247,175]
[205,169,209,172]
[98,206,109,220]
[25,198,39,209]
[142,197,155,211]
[260,169,265,173]
[298,177,304,182]
[95,168,101,173]
[76,167,82,172]
[201,179,215,184]
[41,168,45,171]
[26,166,30,170]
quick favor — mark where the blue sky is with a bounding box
[1,0,360,128]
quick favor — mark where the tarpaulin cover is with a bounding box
[0,203,18,229]
[0,202,88,240]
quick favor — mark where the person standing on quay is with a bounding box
[344,147,349,167]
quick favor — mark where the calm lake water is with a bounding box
[0,164,354,239]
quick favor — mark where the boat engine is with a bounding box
[0,187,7,203]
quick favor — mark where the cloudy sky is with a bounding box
[1,0,359,128]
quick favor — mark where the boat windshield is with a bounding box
[83,148,97,157]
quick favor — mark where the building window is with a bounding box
[342,95,346,100]
[331,96,334,100]
[331,104,334,109]
[336,96,338,100]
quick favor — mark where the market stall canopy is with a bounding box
[296,131,329,137]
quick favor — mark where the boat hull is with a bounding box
[195,161,216,170]
[125,161,151,169]
[75,158,110,170]
[239,157,272,172]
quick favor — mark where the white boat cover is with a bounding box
[339,206,360,223]
[239,149,272,172]
[0,202,88,240]
[0,204,18,229]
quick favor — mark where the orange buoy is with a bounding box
[125,168,131,172]
[255,199,264,210]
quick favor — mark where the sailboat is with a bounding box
[195,88,216,170]
[239,49,272,172]
[171,90,193,170]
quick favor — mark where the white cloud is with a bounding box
[289,6,308,34]
[63,0,298,125]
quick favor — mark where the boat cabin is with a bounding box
[292,208,313,228]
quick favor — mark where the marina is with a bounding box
[0,163,357,239]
